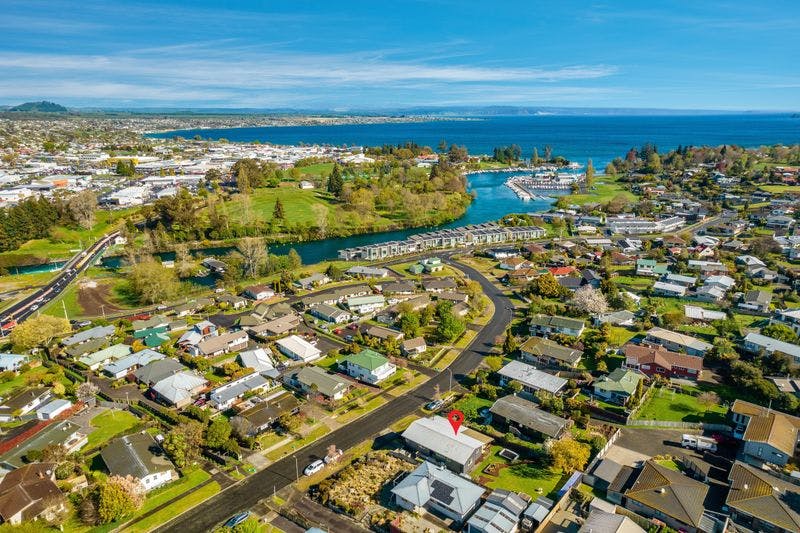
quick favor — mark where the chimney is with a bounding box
[743,483,748,490]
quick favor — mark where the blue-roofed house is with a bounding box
[0,354,28,372]
[103,349,165,379]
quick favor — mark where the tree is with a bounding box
[273,198,285,220]
[115,160,135,177]
[399,311,421,338]
[762,323,799,344]
[604,162,617,176]
[163,422,204,468]
[10,314,71,350]
[697,391,720,409]
[287,248,302,270]
[549,438,591,473]
[710,337,738,362]
[502,329,518,355]
[278,412,302,434]
[205,418,233,449]
[128,259,180,304]
[645,152,662,173]
[96,475,145,524]
[236,236,267,279]
[76,381,99,406]
[529,273,567,298]
[437,309,466,343]
[327,164,344,197]
[585,159,595,188]
[68,190,98,229]
[569,286,608,315]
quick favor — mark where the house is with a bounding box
[489,394,569,439]
[133,358,186,387]
[694,284,726,303]
[284,366,352,401]
[529,315,585,337]
[402,416,489,474]
[499,256,528,271]
[342,349,396,384]
[295,273,330,290]
[636,259,657,276]
[683,305,726,322]
[217,293,248,310]
[100,432,177,491]
[466,489,528,533]
[391,461,484,522]
[0,354,27,372]
[275,335,322,362]
[578,510,645,533]
[0,421,87,469]
[151,371,208,408]
[772,308,800,335]
[230,392,301,437]
[364,324,404,342]
[0,463,66,525]
[522,497,555,530]
[247,314,301,338]
[622,344,702,380]
[593,368,644,405]
[190,331,248,357]
[242,284,274,301]
[131,315,169,334]
[519,336,583,369]
[35,399,72,420]
[652,281,687,298]
[381,281,416,295]
[78,343,132,370]
[64,337,107,358]
[346,295,386,314]
[497,361,567,395]
[61,325,115,347]
[401,337,427,357]
[177,320,217,349]
[310,303,352,324]
[208,373,273,410]
[236,348,278,377]
[0,388,51,422]
[423,278,458,293]
[644,327,712,356]
[346,266,389,278]
[739,290,772,313]
[729,399,800,467]
[437,291,469,304]
[725,461,800,533]
[623,460,709,533]
[102,349,165,379]
[742,332,800,363]
[593,310,635,327]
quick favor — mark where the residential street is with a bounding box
[153,258,515,532]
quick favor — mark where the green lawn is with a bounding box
[86,409,140,448]
[335,395,387,424]
[451,395,494,423]
[473,446,563,499]
[607,326,638,347]
[759,185,800,194]
[220,186,340,227]
[42,282,83,318]
[297,162,334,178]
[634,389,727,424]
[314,354,341,371]
[127,480,221,533]
[265,424,330,461]
[560,178,638,206]
[0,366,49,397]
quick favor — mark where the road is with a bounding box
[154,258,515,533]
[0,231,119,328]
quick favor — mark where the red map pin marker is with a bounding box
[447,409,464,436]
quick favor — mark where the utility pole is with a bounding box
[293,456,299,481]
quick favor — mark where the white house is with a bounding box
[341,349,396,384]
[275,335,322,362]
[100,433,177,491]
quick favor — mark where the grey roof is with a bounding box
[0,420,82,468]
[237,348,278,377]
[195,330,248,355]
[152,371,207,405]
[133,358,186,386]
[646,327,712,352]
[530,314,585,331]
[523,497,554,522]
[402,416,485,465]
[467,489,527,533]
[209,373,270,407]
[595,310,636,325]
[489,395,569,438]
[579,510,645,533]
[290,366,351,398]
[103,349,164,376]
[35,399,72,417]
[64,337,107,358]
[497,361,567,394]
[391,461,484,516]
[100,432,174,480]
[591,458,625,485]
[743,332,800,360]
[62,325,115,347]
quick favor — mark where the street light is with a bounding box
[293,456,299,481]
[447,368,453,393]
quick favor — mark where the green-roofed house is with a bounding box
[593,368,645,405]
[529,314,585,338]
[133,325,169,340]
[78,344,132,371]
[408,263,424,275]
[342,349,397,384]
[143,332,170,348]
[519,336,584,369]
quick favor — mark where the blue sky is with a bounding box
[1,0,798,110]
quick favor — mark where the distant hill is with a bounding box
[8,101,68,113]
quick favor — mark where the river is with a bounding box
[99,169,551,271]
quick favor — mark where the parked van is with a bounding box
[681,434,718,452]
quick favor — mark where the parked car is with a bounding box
[156,304,168,311]
[347,323,359,330]
[30,305,39,311]
[224,511,250,528]
[303,459,325,476]
[426,400,444,411]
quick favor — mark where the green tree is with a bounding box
[10,314,71,350]
[327,164,344,197]
[205,418,233,449]
[399,311,421,338]
[549,438,591,473]
[273,197,285,219]
[437,309,466,343]
[585,158,595,188]
[128,259,180,304]
[502,329,517,354]
[529,273,566,298]
[163,422,204,468]
[96,476,144,524]
[762,323,799,343]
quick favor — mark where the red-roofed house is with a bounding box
[548,266,578,278]
[622,343,702,380]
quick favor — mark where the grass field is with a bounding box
[297,162,334,178]
[86,409,140,448]
[559,177,638,206]
[635,388,727,423]
[0,366,49,397]
[127,480,221,533]
[473,446,563,498]
[759,185,800,194]
[265,424,330,461]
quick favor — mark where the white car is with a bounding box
[303,459,324,476]
[30,305,39,311]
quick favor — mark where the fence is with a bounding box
[532,477,579,533]
[629,420,731,431]
[582,428,621,487]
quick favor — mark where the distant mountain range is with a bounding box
[1,101,69,113]
[0,101,793,116]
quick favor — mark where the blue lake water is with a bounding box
[149,114,800,167]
